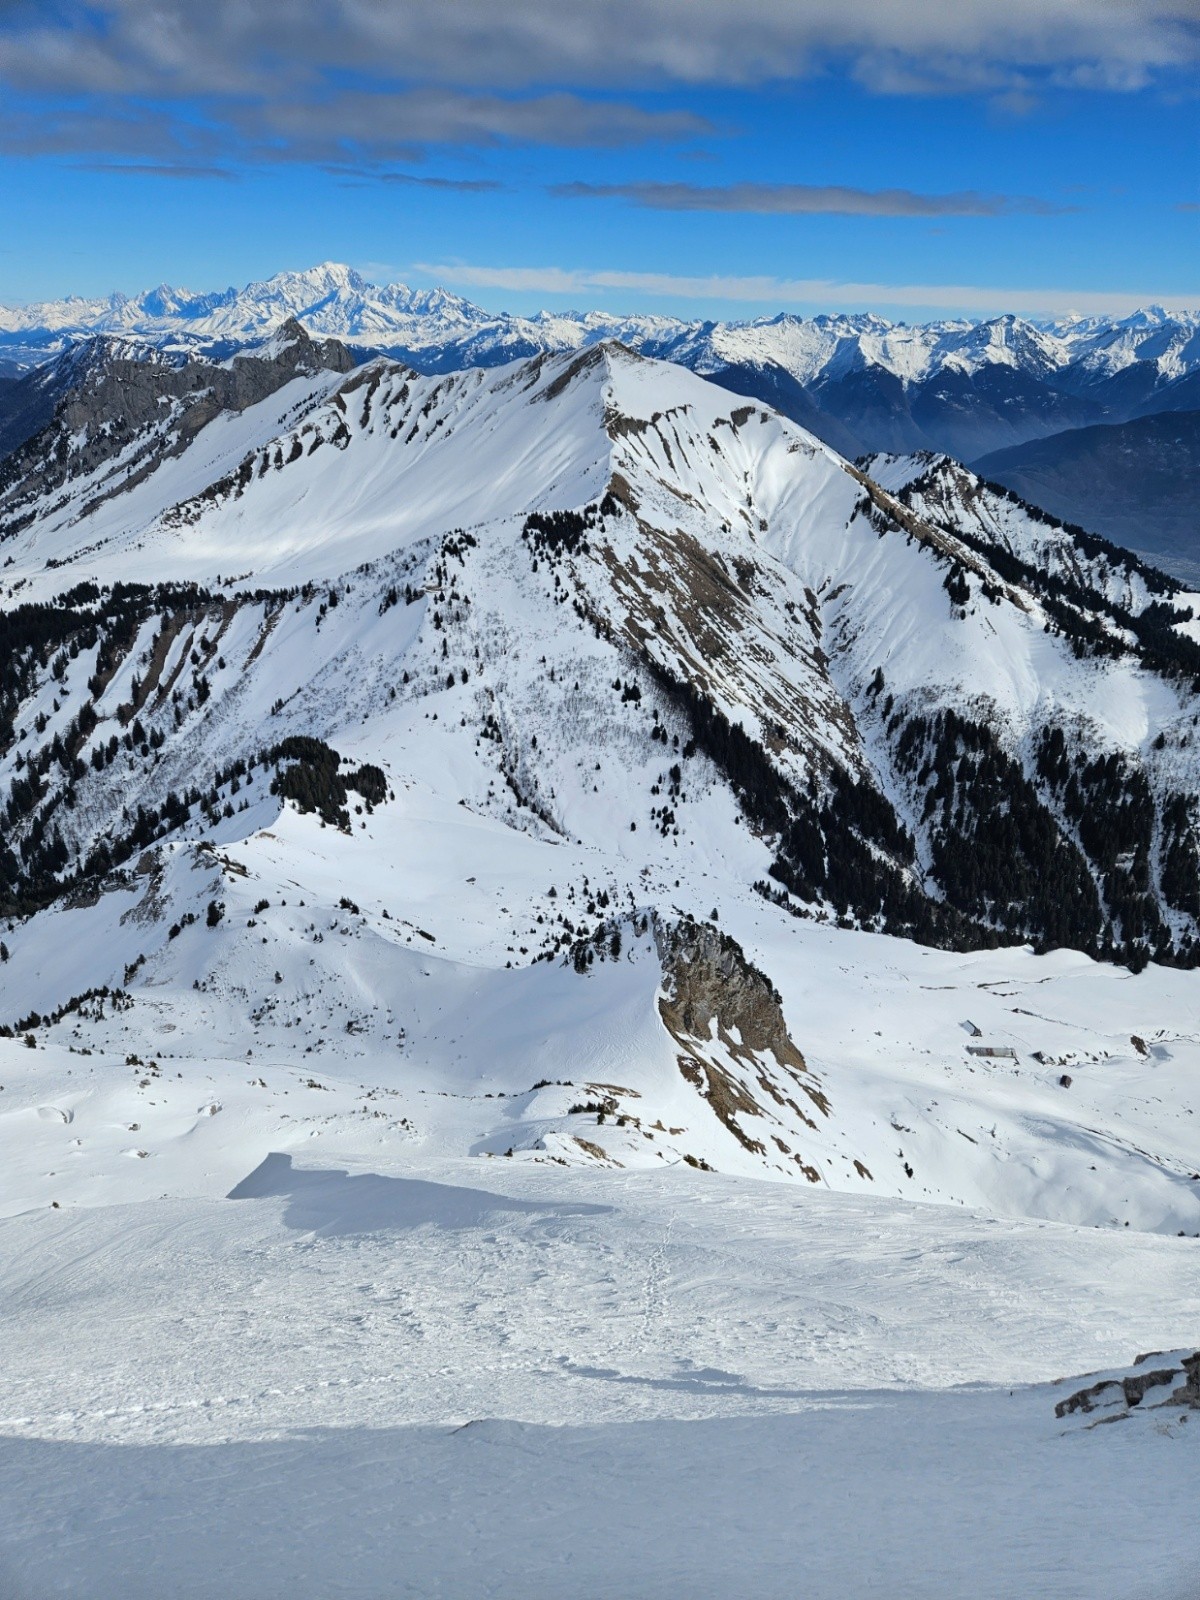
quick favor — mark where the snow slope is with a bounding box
[2,1157,1198,1599]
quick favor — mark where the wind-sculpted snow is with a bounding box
[1,1164,1198,1599]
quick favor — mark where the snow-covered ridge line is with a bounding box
[3,261,1199,386]
[5,339,1200,986]
[6,263,1199,543]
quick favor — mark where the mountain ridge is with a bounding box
[4,337,1200,971]
[2,331,1199,1237]
[4,264,1197,569]
[4,262,1198,387]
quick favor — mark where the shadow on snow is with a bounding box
[227,1152,612,1236]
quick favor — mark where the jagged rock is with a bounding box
[654,915,829,1177]
[1055,1351,1200,1419]
[654,915,807,1076]
[0,320,355,536]
[1121,1367,1179,1407]
[1054,1378,1125,1419]
[1172,1351,1200,1408]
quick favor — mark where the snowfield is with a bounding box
[2,788,1198,1598]
[1,1158,1198,1600]
[0,337,1197,1598]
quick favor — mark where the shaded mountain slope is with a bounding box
[976,411,1200,581]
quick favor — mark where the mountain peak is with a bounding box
[310,260,369,287]
[238,315,356,375]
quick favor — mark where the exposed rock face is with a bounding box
[1177,1350,1200,1408]
[654,915,831,1178]
[656,916,809,1076]
[0,320,356,537]
[1054,1349,1200,1420]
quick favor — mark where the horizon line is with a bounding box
[1,258,1198,327]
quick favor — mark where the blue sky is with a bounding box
[0,0,1196,320]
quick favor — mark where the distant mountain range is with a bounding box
[1,261,1197,571]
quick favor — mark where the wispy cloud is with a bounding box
[415,261,1200,317]
[0,103,223,164]
[0,0,1195,169]
[0,89,708,168]
[325,167,503,192]
[232,90,710,158]
[74,160,235,181]
[554,180,1073,216]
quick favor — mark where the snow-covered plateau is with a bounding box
[0,330,1197,1598]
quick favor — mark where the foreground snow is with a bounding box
[4,1398,1195,1599]
[2,1158,1200,1593]
[1,1153,1198,1600]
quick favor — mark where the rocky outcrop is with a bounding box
[1175,1350,1200,1408]
[655,915,829,1176]
[1054,1349,1200,1420]
[656,916,810,1077]
[0,320,355,536]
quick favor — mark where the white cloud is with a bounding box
[414,261,1200,318]
[0,1,1195,171]
[2,1,1196,98]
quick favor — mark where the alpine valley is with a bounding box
[1,290,1198,1600]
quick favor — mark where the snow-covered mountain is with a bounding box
[4,262,1199,386]
[5,264,1199,581]
[4,316,1199,1599]
[3,329,1200,1214]
[0,261,682,373]
[3,264,1199,449]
